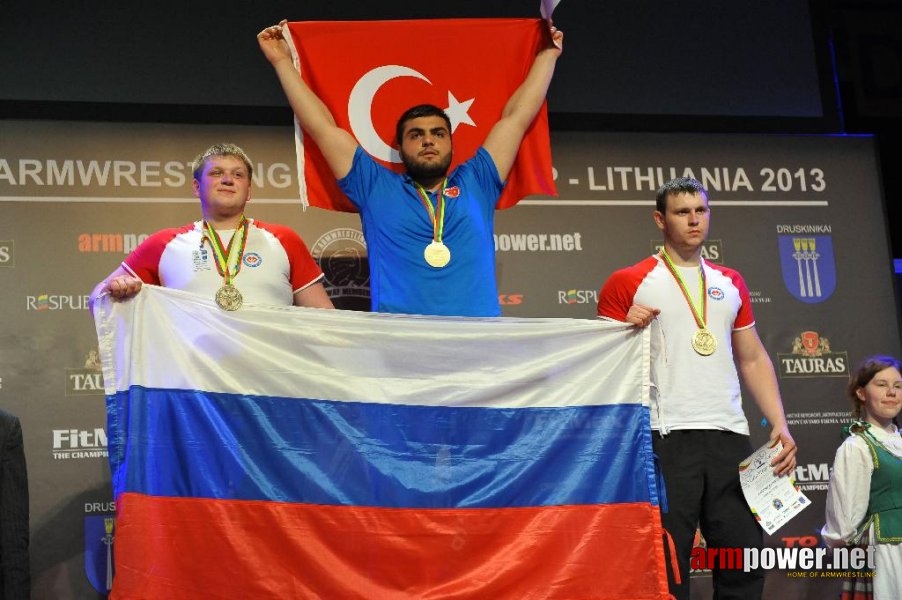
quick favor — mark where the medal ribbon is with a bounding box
[202,216,250,286]
[413,179,448,244]
[659,249,707,329]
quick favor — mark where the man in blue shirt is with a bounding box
[258,21,563,316]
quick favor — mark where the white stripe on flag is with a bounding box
[281,21,309,210]
[94,286,653,411]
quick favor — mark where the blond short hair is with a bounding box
[191,143,253,180]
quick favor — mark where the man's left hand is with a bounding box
[769,425,797,477]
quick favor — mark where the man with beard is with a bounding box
[258,21,563,317]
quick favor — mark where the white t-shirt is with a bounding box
[598,255,756,434]
[123,219,323,307]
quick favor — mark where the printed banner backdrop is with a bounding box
[95,286,666,599]
[1,119,900,599]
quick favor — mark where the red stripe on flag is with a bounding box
[111,493,669,599]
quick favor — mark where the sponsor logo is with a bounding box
[786,411,852,427]
[66,350,104,396]
[749,289,772,304]
[557,289,598,305]
[52,428,108,460]
[690,529,712,576]
[776,225,832,235]
[77,232,149,254]
[794,463,831,492]
[778,234,836,303]
[690,545,875,573]
[444,186,460,198]
[778,331,849,378]
[0,239,14,267]
[310,228,370,310]
[653,240,722,264]
[707,286,725,301]
[85,514,116,593]
[498,294,524,306]
[782,535,820,548]
[85,501,116,514]
[26,293,90,311]
[494,232,583,252]
[243,252,262,268]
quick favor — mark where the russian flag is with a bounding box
[94,286,670,599]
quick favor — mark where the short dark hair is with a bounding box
[192,143,254,181]
[395,105,453,146]
[848,355,902,421]
[655,177,708,213]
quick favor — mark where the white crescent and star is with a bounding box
[347,65,476,164]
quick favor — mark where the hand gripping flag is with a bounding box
[95,286,670,599]
[284,19,557,212]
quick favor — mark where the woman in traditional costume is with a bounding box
[822,355,902,599]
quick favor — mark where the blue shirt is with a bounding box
[338,147,503,317]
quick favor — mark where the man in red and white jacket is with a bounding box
[90,143,333,311]
[597,177,796,600]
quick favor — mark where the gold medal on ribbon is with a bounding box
[215,284,243,311]
[203,217,250,311]
[691,328,717,356]
[414,180,452,268]
[660,249,716,356]
[424,241,451,268]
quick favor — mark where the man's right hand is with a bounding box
[106,275,143,300]
[625,304,660,328]
[255,19,358,180]
[257,20,292,66]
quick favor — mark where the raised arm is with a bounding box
[732,326,798,475]
[482,25,563,181]
[257,21,358,179]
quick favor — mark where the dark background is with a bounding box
[1,0,899,258]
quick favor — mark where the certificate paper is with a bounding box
[738,440,809,535]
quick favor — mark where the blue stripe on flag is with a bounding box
[108,386,654,509]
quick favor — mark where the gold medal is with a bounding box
[692,328,717,356]
[660,250,717,357]
[413,180,453,269]
[215,284,243,311]
[203,217,249,311]
[424,241,451,268]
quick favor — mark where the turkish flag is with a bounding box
[284,19,557,212]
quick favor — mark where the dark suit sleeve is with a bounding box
[1,413,31,600]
